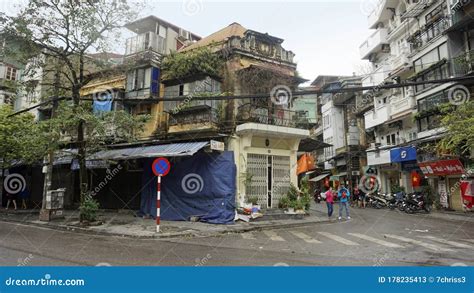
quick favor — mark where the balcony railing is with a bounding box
[362,64,391,87]
[390,48,411,72]
[168,106,219,127]
[125,32,166,55]
[236,103,309,129]
[452,49,474,76]
[359,28,389,59]
[367,0,398,29]
[364,104,391,130]
[407,16,450,52]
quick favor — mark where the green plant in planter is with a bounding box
[288,199,298,210]
[278,196,291,209]
[287,183,299,202]
[294,199,305,211]
[299,177,312,211]
[300,194,312,211]
[79,194,100,222]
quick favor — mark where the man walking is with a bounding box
[337,184,350,220]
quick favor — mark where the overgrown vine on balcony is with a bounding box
[161,47,225,81]
[237,66,296,97]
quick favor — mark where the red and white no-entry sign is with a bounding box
[152,157,171,233]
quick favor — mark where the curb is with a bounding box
[0,216,329,240]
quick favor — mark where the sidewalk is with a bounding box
[0,207,328,239]
[310,201,474,223]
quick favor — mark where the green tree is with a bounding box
[1,0,143,219]
[0,105,42,168]
[438,102,474,155]
[0,105,45,203]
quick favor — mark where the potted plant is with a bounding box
[287,200,297,214]
[278,196,290,210]
[294,199,306,214]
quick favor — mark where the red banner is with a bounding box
[418,159,465,176]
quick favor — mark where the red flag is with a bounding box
[411,171,421,187]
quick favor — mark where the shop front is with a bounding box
[418,159,466,211]
[390,146,418,193]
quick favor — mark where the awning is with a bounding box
[299,138,331,152]
[330,172,348,180]
[90,141,209,160]
[309,173,330,182]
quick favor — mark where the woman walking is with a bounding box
[325,187,335,219]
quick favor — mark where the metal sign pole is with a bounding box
[156,175,161,233]
[152,157,170,234]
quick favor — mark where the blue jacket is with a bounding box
[338,188,350,203]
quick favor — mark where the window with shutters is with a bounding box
[5,66,17,81]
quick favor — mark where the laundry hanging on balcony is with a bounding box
[92,92,113,113]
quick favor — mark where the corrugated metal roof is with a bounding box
[90,141,210,160]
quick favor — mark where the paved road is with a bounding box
[0,206,473,266]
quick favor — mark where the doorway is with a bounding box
[246,154,290,209]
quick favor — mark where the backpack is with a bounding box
[341,190,347,199]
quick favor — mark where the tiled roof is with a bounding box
[180,22,247,52]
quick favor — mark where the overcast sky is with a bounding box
[143,0,373,83]
[1,0,374,83]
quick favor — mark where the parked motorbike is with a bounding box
[366,192,388,209]
[313,190,322,203]
[404,192,431,214]
[388,191,406,210]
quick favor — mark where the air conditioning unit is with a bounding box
[381,44,391,53]
[178,28,190,41]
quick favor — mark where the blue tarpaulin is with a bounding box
[139,151,236,224]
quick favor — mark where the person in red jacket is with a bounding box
[325,187,335,219]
